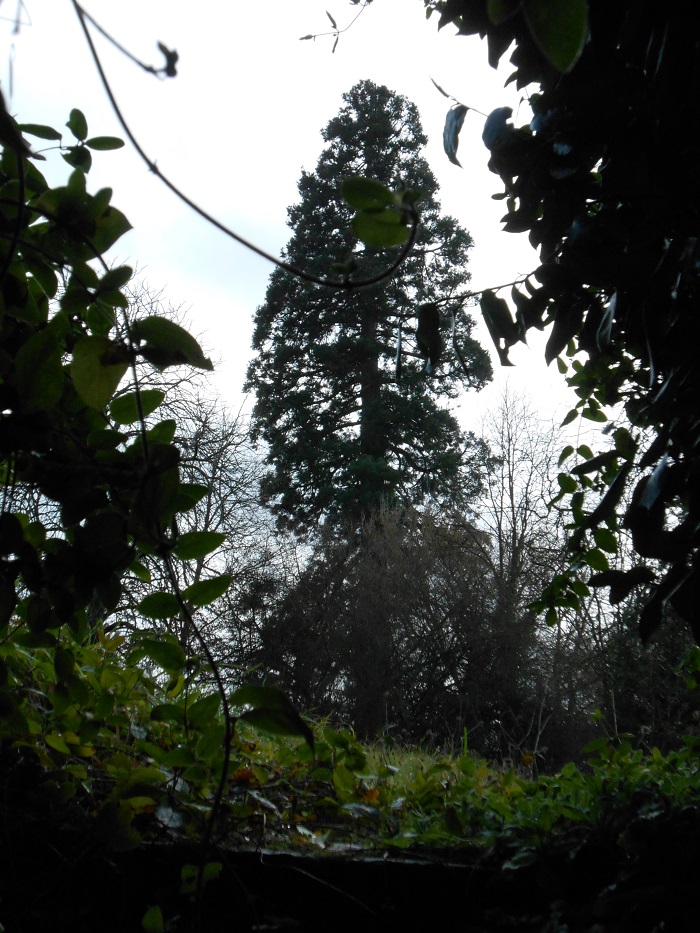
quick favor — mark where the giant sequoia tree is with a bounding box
[246,80,491,532]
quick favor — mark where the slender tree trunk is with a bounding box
[358,301,385,518]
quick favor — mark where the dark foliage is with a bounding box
[428,1,700,643]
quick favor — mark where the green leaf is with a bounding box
[182,574,231,607]
[160,746,195,766]
[187,692,222,728]
[97,265,133,294]
[557,472,577,494]
[523,0,588,73]
[92,204,132,254]
[86,136,125,151]
[137,592,181,620]
[195,724,226,761]
[352,209,410,248]
[110,389,165,424]
[25,255,59,298]
[45,732,72,755]
[18,122,63,140]
[151,704,187,727]
[66,108,88,141]
[332,762,356,800]
[342,177,394,211]
[487,0,520,24]
[147,419,178,445]
[179,862,224,895]
[139,634,186,672]
[558,444,574,467]
[71,336,129,410]
[54,646,75,682]
[582,405,607,423]
[13,327,64,413]
[62,145,92,173]
[173,483,209,512]
[142,905,164,933]
[593,527,618,554]
[132,316,213,371]
[584,548,610,572]
[173,531,226,560]
[231,685,314,748]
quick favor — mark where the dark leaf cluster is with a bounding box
[430,1,700,642]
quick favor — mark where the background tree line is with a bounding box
[99,76,698,772]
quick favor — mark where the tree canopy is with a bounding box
[245,79,491,532]
[426,1,700,643]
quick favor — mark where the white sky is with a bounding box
[2,0,574,429]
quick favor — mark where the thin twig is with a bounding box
[71,0,418,292]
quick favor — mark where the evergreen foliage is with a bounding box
[427,1,700,643]
[246,80,491,532]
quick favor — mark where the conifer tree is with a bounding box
[246,80,491,532]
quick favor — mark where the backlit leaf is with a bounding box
[132,316,213,371]
[137,592,181,620]
[343,177,393,211]
[71,336,129,410]
[523,0,588,72]
[66,108,88,141]
[351,209,410,248]
[110,389,165,424]
[86,136,125,151]
[173,531,226,561]
[182,574,231,607]
[443,104,468,166]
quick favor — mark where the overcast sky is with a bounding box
[2,0,573,427]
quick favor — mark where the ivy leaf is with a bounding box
[443,104,468,167]
[71,336,129,410]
